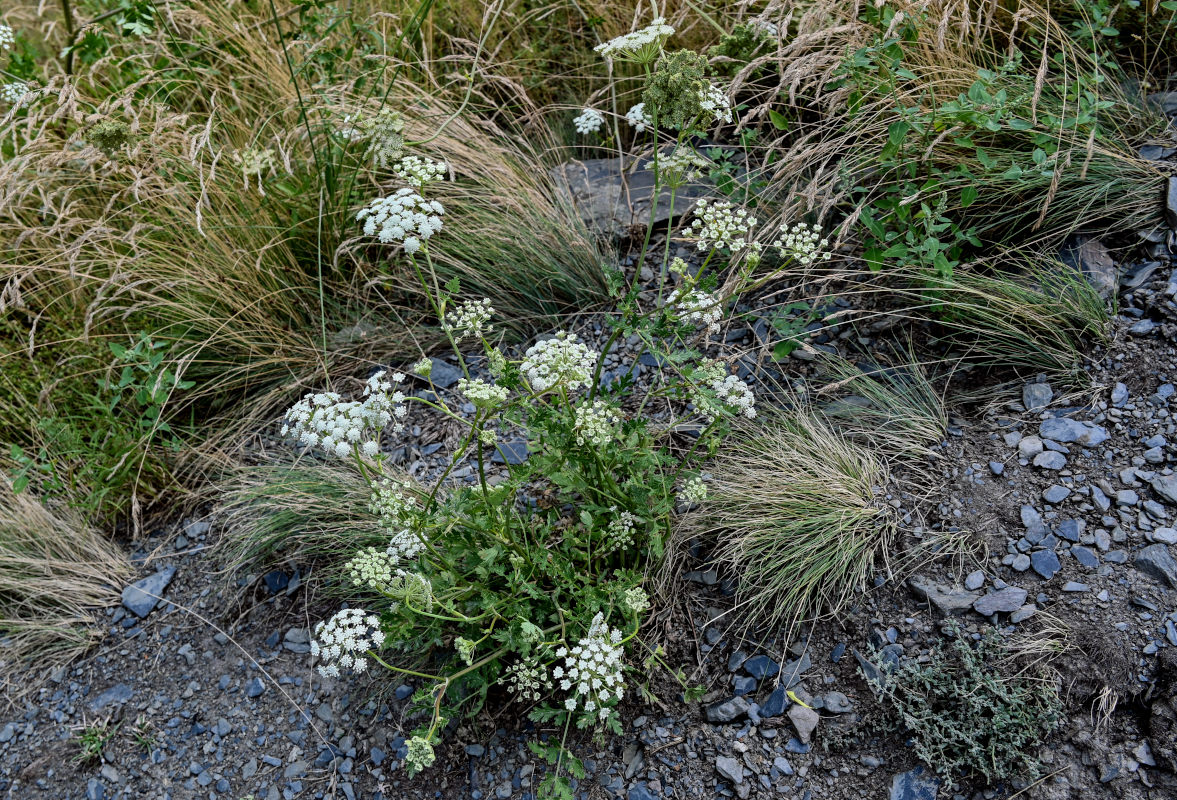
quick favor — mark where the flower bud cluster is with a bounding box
[342,107,405,168]
[667,287,722,335]
[357,189,444,253]
[623,586,650,614]
[646,148,709,186]
[574,400,620,447]
[690,360,756,422]
[281,371,407,458]
[458,378,509,410]
[392,155,448,188]
[405,737,436,775]
[311,608,385,677]
[442,298,494,342]
[554,613,625,721]
[369,478,417,526]
[521,331,599,393]
[236,147,276,192]
[504,657,553,702]
[678,475,708,504]
[573,108,605,135]
[603,507,638,554]
[345,547,401,592]
[750,19,779,38]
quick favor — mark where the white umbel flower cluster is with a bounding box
[392,155,448,188]
[623,586,650,614]
[457,378,509,410]
[0,25,14,51]
[442,298,494,342]
[574,400,620,447]
[647,148,709,186]
[573,107,605,135]
[691,360,756,422]
[281,371,407,458]
[688,199,759,254]
[345,547,402,592]
[773,222,831,266]
[667,287,722,335]
[521,331,599,393]
[594,17,674,63]
[357,188,444,253]
[603,507,638,554]
[625,102,653,132]
[554,613,625,721]
[235,147,276,193]
[677,475,708,505]
[369,478,418,529]
[311,608,385,677]
[698,84,733,125]
[341,107,405,168]
[1,81,27,105]
[504,657,553,702]
[386,525,426,562]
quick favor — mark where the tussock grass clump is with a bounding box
[870,625,1063,785]
[692,406,900,631]
[0,481,133,681]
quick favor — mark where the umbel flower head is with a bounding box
[504,657,553,701]
[594,17,674,64]
[357,188,444,254]
[458,378,509,410]
[625,102,653,133]
[521,331,599,393]
[642,50,732,130]
[369,478,418,529]
[666,287,722,335]
[405,736,436,776]
[281,371,407,458]
[573,107,605,135]
[773,222,831,266]
[603,507,638,554]
[392,155,448,188]
[1,81,27,105]
[443,298,494,342]
[688,198,759,254]
[341,107,405,168]
[0,25,14,51]
[554,612,626,722]
[690,359,756,422]
[646,147,709,187]
[234,146,277,193]
[87,120,131,157]
[574,400,620,447]
[311,608,385,677]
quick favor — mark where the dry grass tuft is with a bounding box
[0,481,134,685]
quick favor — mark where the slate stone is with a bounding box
[779,652,812,687]
[1056,519,1082,542]
[715,756,744,785]
[973,587,1028,616]
[1043,484,1070,503]
[788,705,819,744]
[1111,383,1129,407]
[1030,550,1061,580]
[89,683,133,712]
[743,655,780,680]
[122,567,177,618]
[423,357,462,389]
[1023,383,1053,412]
[907,575,978,616]
[1150,474,1177,504]
[705,696,750,724]
[1034,451,1067,471]
[1072,546,1099,568]
[85,778,105,800]
[1039,417,1109,446]
[490,438,529,465]
[732,675,757,696]
[1010,604,1037,623]
[262,570,290,595]
[890,766,940,800]
[759,686,790,718]
[823,691,852,713]
[1020,505,1043,528]
[245,678,265,698]
[1011,553,1031,572]
[1135,544,1177,588]
[0,723,15,743]
[989,461,1005,475]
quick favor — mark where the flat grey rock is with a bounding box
[787,704,819,744]
[890,766,940,800]
[1135,544,1177,588]
[1039,417,1109,446]
[1034,451,1067,470]
[1031,549,1061,579]
[89,683,133,712]
[973,586,1028,616]
[715,755,743,785]
[122,567,177,618]
[1023,383,1053,411]
[705,696,750,724]
[908,575,978,616]
[1150,473,1177,504]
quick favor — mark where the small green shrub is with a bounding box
[869,627,1063,785]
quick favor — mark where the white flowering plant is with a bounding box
[281,101,829,792]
